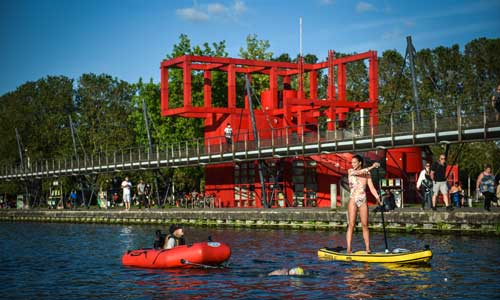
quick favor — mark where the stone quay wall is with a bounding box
[1,208,499,235]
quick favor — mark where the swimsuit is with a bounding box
[348,168,369,207]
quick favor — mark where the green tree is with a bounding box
[75,73,137,155]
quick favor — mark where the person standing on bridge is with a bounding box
[430,154,453,211]
[224,123,233,148]
[121,177,132,211]
[346,154,381,254]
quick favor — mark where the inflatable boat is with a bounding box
[122,242,231,268]
[318,247,432,264]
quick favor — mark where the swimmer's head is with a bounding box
[289,267,304,275]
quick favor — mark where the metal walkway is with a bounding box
[2,104,500,180]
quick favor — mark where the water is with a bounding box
[1,222,499,299]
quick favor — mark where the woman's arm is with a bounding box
[349,162,380,176]
[416,170,426,189]
[367,177,381,204]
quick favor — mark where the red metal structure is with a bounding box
[160,51,446,208]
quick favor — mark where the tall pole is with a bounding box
[15,128,24,169]
[142,99,153,150]
[299,16,303,57]
[298,16,304,98]
[406,36,421,122]
[15,128,30,207]
[69,116,79,161]
[142,99,161,206]
[245,75,268,208]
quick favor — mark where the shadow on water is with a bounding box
[1,223,499,299]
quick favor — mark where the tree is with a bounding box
[75,73,137,155]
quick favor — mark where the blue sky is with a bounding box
[1,0,499,96]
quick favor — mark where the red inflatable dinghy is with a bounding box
[122,242,231,268]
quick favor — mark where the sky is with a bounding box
[1,0,499,96]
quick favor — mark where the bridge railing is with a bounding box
[1,100,499,179]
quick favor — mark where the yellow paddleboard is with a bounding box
[318,248,433,264]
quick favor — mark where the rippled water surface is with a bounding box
[1,222,499,299]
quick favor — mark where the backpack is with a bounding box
[153,230,167,249]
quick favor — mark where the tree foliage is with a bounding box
[1,36,499,198]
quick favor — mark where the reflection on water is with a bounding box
[0,223,499,299]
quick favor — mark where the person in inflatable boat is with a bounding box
[163,224,186,249]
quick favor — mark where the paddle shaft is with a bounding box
[380,206,389,252]
[377,168,389,252]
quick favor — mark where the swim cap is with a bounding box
[289,267,304,275]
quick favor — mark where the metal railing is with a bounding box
[2,101,499,180]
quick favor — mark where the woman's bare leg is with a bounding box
[346,201,358,254]
[358,203,370,253]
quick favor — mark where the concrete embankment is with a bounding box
[1,208,499,235]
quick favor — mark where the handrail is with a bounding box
[1,100,500,180]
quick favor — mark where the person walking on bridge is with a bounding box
[430,154,453,211]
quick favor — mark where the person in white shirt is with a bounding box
[224,123,233,148]
[121,177,132,211]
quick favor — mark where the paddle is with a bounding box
[376,167,389,253]
[380,204,389,253]
[180,258,221,269]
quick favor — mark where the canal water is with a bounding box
[1,222,499,299]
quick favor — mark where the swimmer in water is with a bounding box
[268,266,306,276]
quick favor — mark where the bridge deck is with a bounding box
[2,106,500,180]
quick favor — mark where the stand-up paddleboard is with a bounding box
[318,246,432,264]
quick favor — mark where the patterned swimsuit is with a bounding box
[348,168,370,207]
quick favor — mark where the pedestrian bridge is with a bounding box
[2,103,500,180]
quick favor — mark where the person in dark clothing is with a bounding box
[153,230,167,249]
[430,154,453,211]
[476,164,496,211]
[417,162,433,209]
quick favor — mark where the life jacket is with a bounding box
[165,234,186,248]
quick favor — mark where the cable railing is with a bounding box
[2,100,499,180]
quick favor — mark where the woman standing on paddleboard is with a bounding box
[346,154,381,254]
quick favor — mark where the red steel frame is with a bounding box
[160,50,379,131]
[160,50,379,208]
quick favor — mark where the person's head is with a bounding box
[454,182,459,186]
[125,177,129,181]
[425,162,431,170]
[497,84,500,91]
[169,224,184,237]
[351,154,364,169]
[140,179,143,183]
[438,155,446,164]
[484,164,492,172]
[288,267,304,275]
[227,123,231,127]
